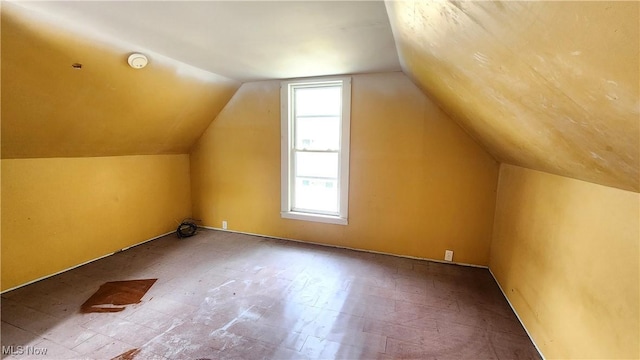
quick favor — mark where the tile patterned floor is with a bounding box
[1,229,541,359]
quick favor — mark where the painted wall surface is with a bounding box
[191,72,499,265]
[386,1,639,192]
[1,3,240,159]
[8,1,401,82]
[490,164,639,359]
[1,155,191,291]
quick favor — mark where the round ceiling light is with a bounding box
[127,53,148,69]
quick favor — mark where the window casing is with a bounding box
[281,77,351,225]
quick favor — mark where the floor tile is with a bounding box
[0,322,41,350]
[1,229,540,360]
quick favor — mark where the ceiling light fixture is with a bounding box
[127,53,148,69]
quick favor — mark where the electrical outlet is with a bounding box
[444,250,454,262]
[222,220,228,230]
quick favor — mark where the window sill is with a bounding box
[281,211,348,225]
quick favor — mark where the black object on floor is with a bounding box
[176,219,198,238]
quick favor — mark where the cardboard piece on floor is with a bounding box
[81,279,157,313]
[111,348,140,360]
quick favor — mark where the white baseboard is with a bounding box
[199,226,488,269]
[488,268,545,360]
[1,230,175,294]
[2,225,544,359]
[201,226,544,357]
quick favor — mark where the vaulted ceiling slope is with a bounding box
[1,2,241,158]
[2,1,399,159]
[3,1,638,194]
[386,1,639,192]
[8,1,400,81]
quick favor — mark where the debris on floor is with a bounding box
[80,279,157,313]
[110,348,140,360]
[176,218,199,238]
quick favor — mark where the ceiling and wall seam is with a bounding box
[2,1,637,193]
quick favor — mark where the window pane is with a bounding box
[294,86,341,116]
[295,152,338,179]
[295,116,340,150]
[294,178,338,214]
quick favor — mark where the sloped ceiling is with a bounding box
[2,1,400,159]
[1,2,241,158]
[3,1,638,193]
[386,1,639,192]
[8,1,400,81]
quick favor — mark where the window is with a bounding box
[281,77,351,225]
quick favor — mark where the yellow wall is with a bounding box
[0,3,235,292]
[490,164,639,359]
[191,72,499,265]
[1,155,191,291]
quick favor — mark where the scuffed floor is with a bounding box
[1,229,540,359]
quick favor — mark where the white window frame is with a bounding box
[280,77,351,225]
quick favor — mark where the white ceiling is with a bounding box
[13,1,401,82]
